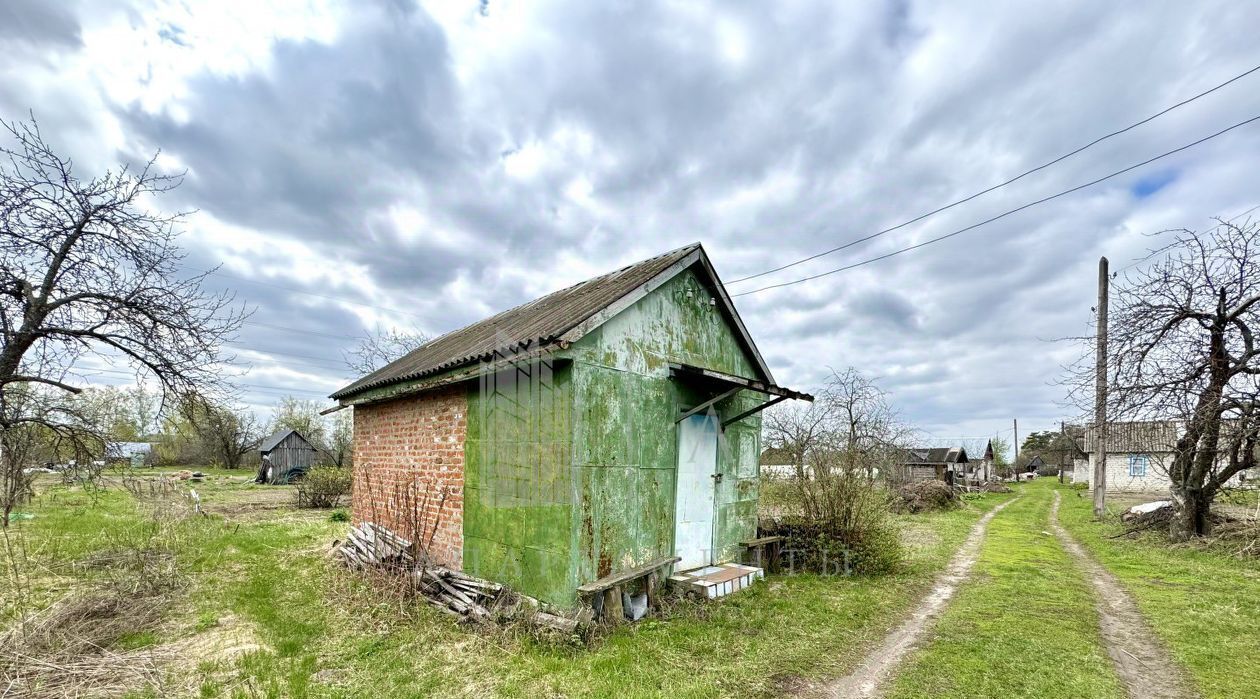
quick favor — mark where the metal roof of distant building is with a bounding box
[259,428,314,453]
[903,447,969,464]
[332,243,775,401]
[1084,421,1181,454]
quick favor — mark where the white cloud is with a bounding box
[5,0,1260,438]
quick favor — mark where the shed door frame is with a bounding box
[675,413,719,570]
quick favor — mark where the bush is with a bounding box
[329,508,350,522]
[295,466,351,508]
[890,480,959,514]
[759,462,902,575]
[761,513,902,575]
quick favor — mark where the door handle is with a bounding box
[711,473,724,484]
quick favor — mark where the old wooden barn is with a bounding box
[330,243,811,608]
[256,428,319,484]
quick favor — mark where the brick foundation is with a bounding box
[351,386,466,569]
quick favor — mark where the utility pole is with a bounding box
[1093,256,1109,518]
[1013,418,1019,473]
[1059,420,1066,484]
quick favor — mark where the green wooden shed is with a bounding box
[331,243,811,607]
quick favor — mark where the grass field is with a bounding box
[10,472,1258,698]
[885,481,1125,699]
[2,471,1013,698]
[1055,481,1260,699]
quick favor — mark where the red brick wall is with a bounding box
[351,386,466,569]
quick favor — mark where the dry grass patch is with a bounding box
[0,591,175,698]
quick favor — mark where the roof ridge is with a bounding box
[411,242,702,353]
[332,242,705,399]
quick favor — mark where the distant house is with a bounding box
[1079,421,1181,493]
[1026,455,1046,473]
[901,446,969,483]
[256,429,320,484]
[105,442,152,467]
[1078,420,1256,493]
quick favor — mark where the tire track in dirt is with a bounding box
[820,496,1020,698]
[1049,491,1198,699]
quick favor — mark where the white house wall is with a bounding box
[1084,453,1171,493]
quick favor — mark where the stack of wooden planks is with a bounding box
[337,522,416,569]
[335,522,584,632]
[414,566,501,619]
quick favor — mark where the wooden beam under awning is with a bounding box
[668,363,814,402]
[668,362,813,428]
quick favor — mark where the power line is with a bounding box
[732,113,1260,297]
[225,342,357,369]
[240,320,362,341]
[1114,202,1260,274]
[72,366,340,397]
[729,62,1260,285]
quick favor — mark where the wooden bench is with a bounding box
[577,555,680,624]
[741,535,784,571]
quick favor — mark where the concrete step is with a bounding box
[668,562,764,599]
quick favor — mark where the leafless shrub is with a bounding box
[295,466,352,509]
[761,369,907,574]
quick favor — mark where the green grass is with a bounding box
[1055,481,1260,699]
[885,481,1126,699]
[3,474,1015,698]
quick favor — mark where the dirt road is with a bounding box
[821,496,1019,698]
[1049,491,1198,699]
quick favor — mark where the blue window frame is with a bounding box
[1128,454,1149,477]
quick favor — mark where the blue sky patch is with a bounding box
[1131,170,1178,198]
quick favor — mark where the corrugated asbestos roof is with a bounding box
[1084,421,1181,454]
[332,243,703,400]
[903,447,969,464]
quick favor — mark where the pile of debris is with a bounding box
[1120,500,1175,533]
[414,566,500,619]
[890,480,959,513]
[335,522,586,634]
[337,522,416,569]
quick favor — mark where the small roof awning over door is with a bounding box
[669,363,814,427]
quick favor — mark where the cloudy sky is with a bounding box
[4,0,1260,446]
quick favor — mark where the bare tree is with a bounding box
[763,368,912,517]
[343,328,429,376]
[0,117,245,517]
[1069,220,1260,539]
[828,368,914,477]
[268,395,329,448]
[326,408,353,468]
[178,396,261,469]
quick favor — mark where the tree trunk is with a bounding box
[1171,486,1212,540]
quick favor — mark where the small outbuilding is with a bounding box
[256,429,319,484]
[105,442,153,467]
[330,243,812,608]
[901,446,969,484]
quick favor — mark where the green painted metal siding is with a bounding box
[457,267,765,606]
[462,359,576,605]
[566,268,764,589]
